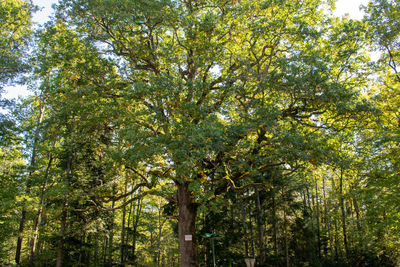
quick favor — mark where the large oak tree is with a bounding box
[47,0,373,265]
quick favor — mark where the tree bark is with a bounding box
[339,169,349,259]
[249,206,255,258]
[322,177,333,259]
[353,198,361,232]
[177,182,199,267]
[15,210,27,265]
[124,193,133,263]
[131,197,142,264]
[241,198,249,257]
[56,205,68,267]
[272,189,278,257]
[120,181,128,265]
[255,188,265,265]
[15,102,45,264]
[315,179,321,259]
[56,150,72,267]
[283,190,289,267]
[108,186,116,266]
[157,200,165,267]
[29,154,53,266]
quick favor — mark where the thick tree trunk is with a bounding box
[177,182,199,267]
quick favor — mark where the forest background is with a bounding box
[0,0,399,266]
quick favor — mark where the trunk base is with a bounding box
[177,182,199,267]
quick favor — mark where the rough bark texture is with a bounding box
[177,182,199,267]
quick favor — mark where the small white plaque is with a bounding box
[245,258,256,267]
[184,234,192,241]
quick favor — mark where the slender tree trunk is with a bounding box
[272,189,278,257]
[315,179,321,259]
[56,205,68,267]
[249,206,255,258]
[94,236,99,265]
[241,198,249,257]
[307,186,315,251]
[108,186,116,266]
[103,237,108,266]
[255,188,265,265]
[56,150,72,267]
[353,198,361,232]
[125,192,134,263]
[131,197,142,264]
[29,155,53,266]
[120,181,128,265]
[283,190,289,267]
[150,227,155,263]
[334,219,339,261]
[15,103,45,264]
[157,201,164,267]
[177,182,199,267]
[322,177,333,258]
[85,235,90,265]
[339,169,349,259]
[15,209,27,265]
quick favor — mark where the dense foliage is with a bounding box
[1,0,399,266]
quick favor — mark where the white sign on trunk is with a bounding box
[184,234,192,241]
[245,258,256,267]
